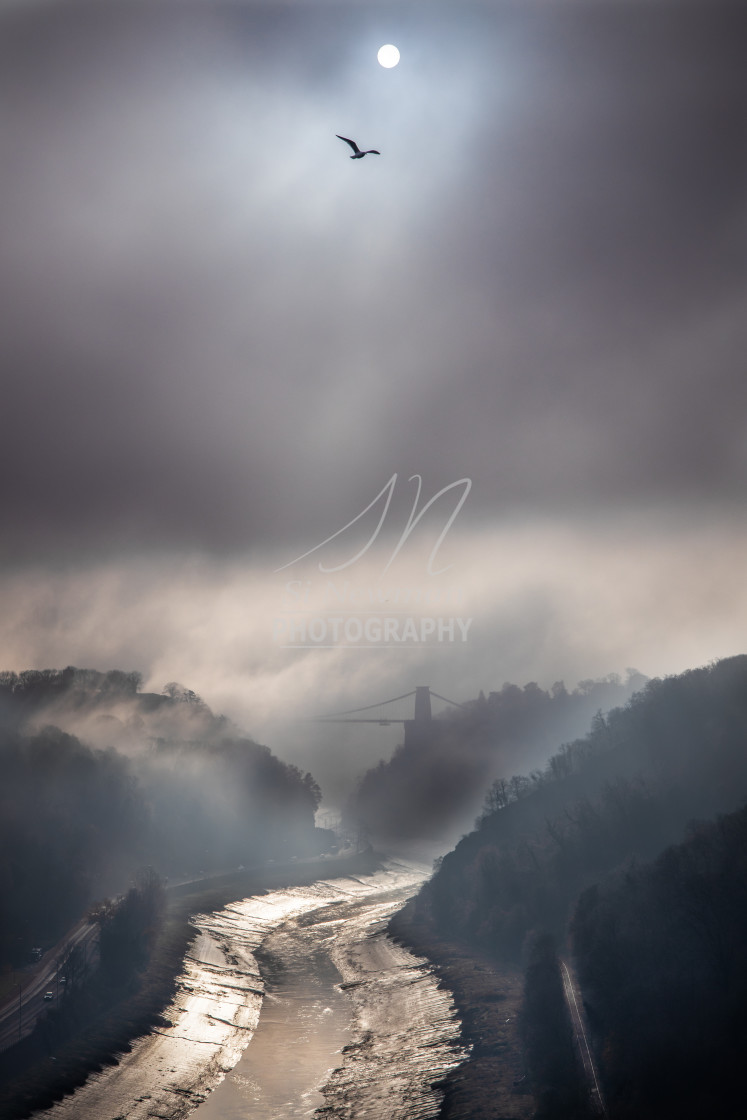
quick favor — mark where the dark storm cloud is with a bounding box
[0,0,745,566]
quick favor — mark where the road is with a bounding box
[560,957,607,1117]
[0,921,98,1053]
[0,854,366,1058]
[34,859,460,1120]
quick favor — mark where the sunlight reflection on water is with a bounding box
[195,874,468,1120]
[193,914,352,1119]
[34,862,466,1120]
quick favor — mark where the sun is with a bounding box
[377,44,400,69]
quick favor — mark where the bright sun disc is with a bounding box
[377,44,400,68]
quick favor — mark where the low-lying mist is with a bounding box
[0,667,325,970]
[347,670,648,848]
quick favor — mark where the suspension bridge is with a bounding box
[313,686,467,747]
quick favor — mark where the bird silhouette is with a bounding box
[336,135,380,159]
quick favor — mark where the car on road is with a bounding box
[43,992,54,1001]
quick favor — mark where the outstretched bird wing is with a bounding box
[365,150,381,155]
[336,134,361,154]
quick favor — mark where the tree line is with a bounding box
[571,804,747,1119]
[351,671,646,841]
[0,667,323,973]
[401,655,747,1118]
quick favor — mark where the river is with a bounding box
[36,860,467,1120]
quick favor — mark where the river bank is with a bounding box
[191,873,467,1120]
[0,852,380,1120]
[389,900,534,1120]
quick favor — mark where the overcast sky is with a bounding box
[0,0,745,800]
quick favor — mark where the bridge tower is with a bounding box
[311,686,465,750]
[405,685,433,749]
[413,685,432,723]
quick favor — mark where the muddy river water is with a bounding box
[36,860,467,1120]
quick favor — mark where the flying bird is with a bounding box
[336,135,380,159]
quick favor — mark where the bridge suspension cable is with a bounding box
[318,689,417,719]
[314,686,467,722]
[429,689,468,711]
